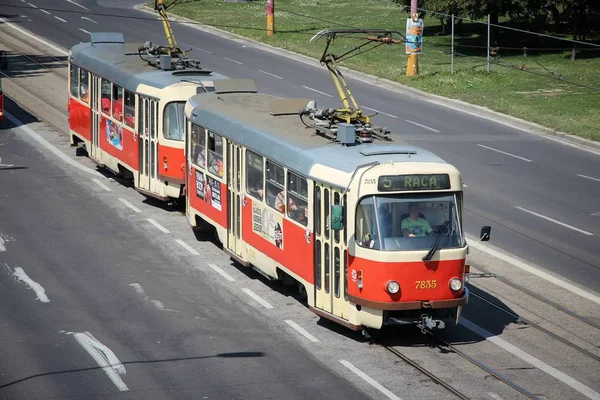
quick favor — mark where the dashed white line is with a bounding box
[339,360,402,400]
[461,319,600,400]
[208,263,236,282]
[27,2,38,8]
[224,57,242,65]
[360,105,398,119]
[258,69,283,79]
[577,174,600,182]
[242,288,273,309]
[119,198,141,213]
[302,85,334,98]
[175,239,200,256]
[13,267,50,303]
[477,144,532,162]
[463,183,468,188]
[81,16,97,24]
[73,332,128,391]
[404,119,440,132]
[54,16,67,23]
[79,28,91,35]
[67,0,90,11]
[92,178,112,191]
[40,9,51,14]
[0,238,5,252]
[147,218,170,233]
[285,320,319,343]
[515,206,593,236]
[487,393,505,400]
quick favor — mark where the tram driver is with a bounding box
[401,203,433,237]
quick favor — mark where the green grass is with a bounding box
[160,0,600,141]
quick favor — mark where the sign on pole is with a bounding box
[405,15,423,54]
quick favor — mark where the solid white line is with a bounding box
[488,393,505,400]
[477,144,532,162]
[13,267,50,303]
[27,2,38,8]
[461,319,600,400]
[0,237,5,252]
[79,28,91,35]
[175,239,200,256]
[302,85,334,98]
[92,178,111,192]
[81,16,97,24]
[54,16,67,23]
[66,0,90,11]
[0,18,69,56]
[119,198,141,213]
[339,360,402,400]
[258,69,283,79]
[208,263,236,282]
[73,332,128,392]
[40,9,50,14]
[147,218,170,233]
[285,320,319,343]
[466,234,600,305]
[404,119,440,132]
[515,206,593,236]
[224,57,242,65]
[360,105,398,119]
[242,288,273,309]
[577,174,600,182]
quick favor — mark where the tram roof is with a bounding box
[186,92,449,176]
[69,38,227,91]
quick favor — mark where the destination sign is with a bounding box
[378,174,451,191]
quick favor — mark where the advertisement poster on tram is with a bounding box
[106,120,123,150]
[195,170,205,200]
[206,175,222,211]
[252,204,284,249]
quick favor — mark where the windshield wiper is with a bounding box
[422,220,450,262]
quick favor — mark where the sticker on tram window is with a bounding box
[415,280,437,289]
[378,174,450,191]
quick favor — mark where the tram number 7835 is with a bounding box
[415,280,437,289]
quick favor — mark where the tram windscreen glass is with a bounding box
[378,174,451,191]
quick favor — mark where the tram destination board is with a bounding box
[378,174,451,191]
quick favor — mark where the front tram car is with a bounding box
[68,32,228,201]
[184,88,490,332]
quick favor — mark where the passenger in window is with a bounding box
[194,145,206,168]
[80,85,89,103]
[275,191,306,222]
[401,203,433,237]
[101,96,111,114]
[113,99,123,120]
[208,152,223,177]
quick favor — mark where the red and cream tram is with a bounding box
[184,85,491,330]
[68,32,228,200]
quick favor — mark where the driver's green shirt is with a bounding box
[401,217,432,237]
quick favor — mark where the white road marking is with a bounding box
[54,16,67,23]
[66,0,90,11]
[404,119,440,132]
[129,283,178,312]
[242,288,273,309]
[360,105,398,119]
[258,69,283,79]
[224,57,242,65]
[488,393,505,400]
[515,206,593,236]
[73,332,128,392]
[27,2,38,8]
[81,16,97,24]
[40,9,51,14]
[208,263,235,282]
[175,239,200,256]
[477,144,532,162]
[79,28,91,35]
[147,218,170,233]
[577,174,600,182]
[467,234,600,305]
[463,183,468,188]
[0,238,5,252]
[13,267,50,303]
[92,178,112,192]
[285,320,319,343]
[339,360,402,400]
[118,198,141,213]
[302,85,334,98]
[461,319,600,400]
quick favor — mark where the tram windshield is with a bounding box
[355,193,465,251]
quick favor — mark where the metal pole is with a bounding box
[487,14,490,73]
[267,0,274,37]
[451,14,454,74]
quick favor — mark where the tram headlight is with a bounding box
[449,278,463,291]
[387,281,400,294]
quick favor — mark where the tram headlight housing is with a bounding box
[387,281,400,294]
[449,278,462,291]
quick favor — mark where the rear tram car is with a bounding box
[68,32,228,200]
[184,86,490,331]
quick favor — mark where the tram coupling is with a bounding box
[417,314,445,334]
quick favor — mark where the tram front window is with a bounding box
[355,193,464,251]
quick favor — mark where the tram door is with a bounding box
[313,183,348,320]
[138,98,158,193]
[226,141,242,256]
[89,75,100,161]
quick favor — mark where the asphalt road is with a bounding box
[1,0,599,294]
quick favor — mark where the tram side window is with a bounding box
[207,131,223,178]
[79,69,89,103]
[191,123,206,168]
[123,90,135,129]
[287,172,308,226]
[355,196,380,250]
[70,65,79,98]
[246,150,264,201]
[266,161,285,213]
[112,85,123,122]
[163,102,185,141]
[101,79,111,115]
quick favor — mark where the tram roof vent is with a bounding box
[337,123,356,146]
[159,55,173,71]
[90,32,124,45]
[270,98,312,116]
[214,79,257,94]
[359,148,418,156]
